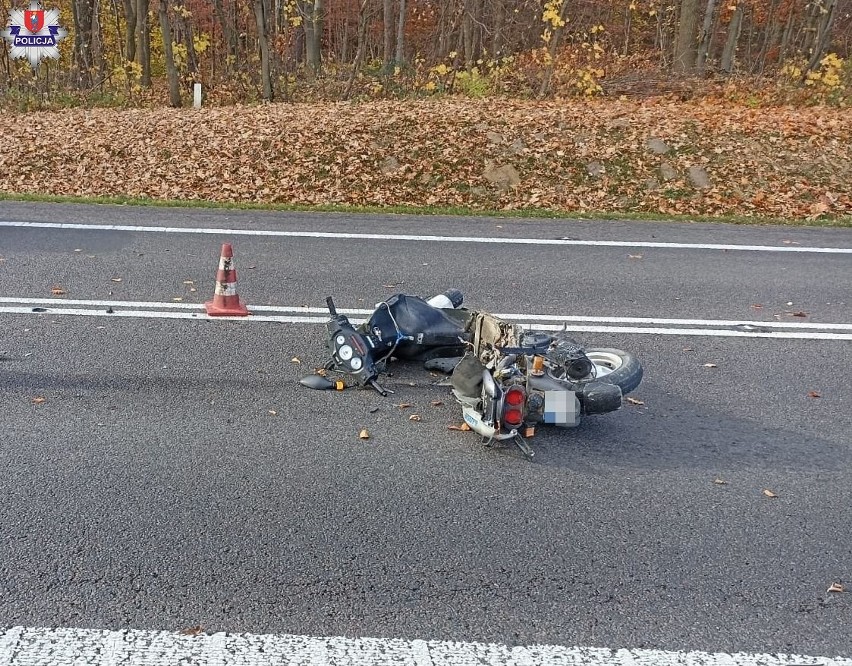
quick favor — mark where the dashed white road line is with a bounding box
[2,220,851,253]
[2,297,852,340]
[3,297,852,330]
[0,627,849,666]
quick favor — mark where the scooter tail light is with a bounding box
[505,386,525,407]
[503,386,526,427]
[504,408,524,427]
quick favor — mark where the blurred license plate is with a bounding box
[543,391,580,426]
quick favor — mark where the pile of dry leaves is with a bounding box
[2,98,850,220]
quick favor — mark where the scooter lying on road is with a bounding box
[300,290,643,458]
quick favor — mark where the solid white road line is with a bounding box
[2,304,852,340]
[0,627,850,666]
[2,220,851,253]
[2,297,851,331]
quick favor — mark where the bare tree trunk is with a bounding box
[623,3,633,56]
[720,3,744,73]
[491,0,504,57]
[92,0,106,82]
[539,0,570,97]
[394,0,406,65]
[695,0,718,72]
[72,0,95,87]
[383,0,393,68]
[299,0,315,73]
[306,0,324,73]
[462,0,473,67]
[211,0,237,63]
[436,0,452,58]
[778,8,794,63]
[673,0,699,73]
[135,0,151,86]
[801,0,836,79]
[254,0,273,100]
[123,0,136,61]
[174,0,198,74]
[159,0,181,106]
[344,0,371,99]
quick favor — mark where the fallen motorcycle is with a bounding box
[300,290,643,458]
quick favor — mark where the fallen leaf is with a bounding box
[409,414,422,421]
[50,287,66,295]
[173,297,183,302]
[180,626,204,636]
[111,277,122,282]
[703,363,718,368]
[31,396,47,404]
[807,201,829,219]
[751,304,763,309]
[628,254,643,259]
[763,489,777,498]
[268,410,277,415]
[183,280,195,285]
[430,400,444,407]
[247,265,256,269]
[714,478,728,485]
[359,429,370,439]
[683,347,695,352]
[827,582,845,593]
[315,368,327,377]
[791,311,808,318]
[189,287,197,292]
[781,240,800,245]
[449,423,471,431]
[626,397,645,405]
[807,391,821,398]
[74,248,82,252]
[394,403,414,409]
[369,407,380,413]
[291,357,301,364]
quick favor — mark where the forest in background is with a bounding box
[1,0,850,109]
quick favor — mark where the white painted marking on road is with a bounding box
[0,627,849,666]
[2,304,852,340]
[2,297,851,331]
[2,220,850,253]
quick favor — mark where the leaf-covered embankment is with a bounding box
[2,98,850,220]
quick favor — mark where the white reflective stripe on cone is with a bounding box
[214,282,237,296]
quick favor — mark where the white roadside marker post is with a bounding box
[193,83,202,108]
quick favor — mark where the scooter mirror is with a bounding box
[300,374,335,390]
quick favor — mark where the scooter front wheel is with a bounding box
[584,348,643,396]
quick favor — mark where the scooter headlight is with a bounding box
[336,335,346,345]
[338,344,353,361]
[350,357,363,371]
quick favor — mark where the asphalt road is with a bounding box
[0,202,850,658]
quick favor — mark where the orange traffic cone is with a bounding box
[205,243,250,316]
